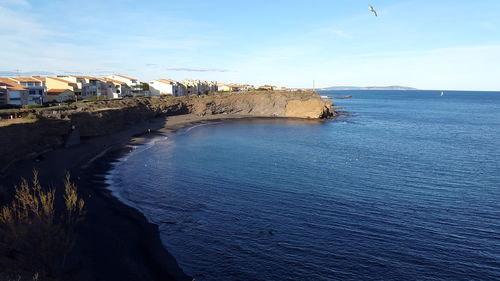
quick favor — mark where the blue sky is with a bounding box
[1,0,499,90]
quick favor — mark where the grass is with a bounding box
[0,118,37,127]
[0,171,85,277]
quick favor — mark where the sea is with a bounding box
[106,90,500,281]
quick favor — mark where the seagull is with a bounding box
[368,5,378,17]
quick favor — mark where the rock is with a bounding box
[285,99,333,119]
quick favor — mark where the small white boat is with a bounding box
[440,91,444,96]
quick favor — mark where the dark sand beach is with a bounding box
[0,114,251,281]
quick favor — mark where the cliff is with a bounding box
[0,91,335,171]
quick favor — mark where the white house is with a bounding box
[102,78,131,98]
[217,83,232,92]
[8,77,45,104]
[149,79,186,96]
[182,80,217,95]
[107,74,142,96]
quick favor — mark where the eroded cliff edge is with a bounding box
[0,91,335,171]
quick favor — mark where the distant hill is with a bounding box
[320,86,417,91]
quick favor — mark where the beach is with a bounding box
[0,113,253,281]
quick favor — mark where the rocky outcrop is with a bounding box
[285,99,334,119]
[187,91,334,118]
[0,91,336,171]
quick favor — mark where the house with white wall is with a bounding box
[149,79,186,96]
[217,83,232,92]
[182,80,217,95]
[102,78,131,98]
[107,74,142,96]
[8,77,45,104]
[96,79,117,99]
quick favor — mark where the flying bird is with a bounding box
[368,5,378,17]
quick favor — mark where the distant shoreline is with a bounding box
[319,86,417,91]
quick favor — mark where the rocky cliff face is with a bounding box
[187,91,334,118]
[0,91,335,171]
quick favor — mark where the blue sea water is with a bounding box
[108,90,500,281]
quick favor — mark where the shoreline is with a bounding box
[0,113,258,280]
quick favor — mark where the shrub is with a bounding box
[0,171,85,276]
[23,104,44,109]
[0,104,21,110]
[24,113,38,120]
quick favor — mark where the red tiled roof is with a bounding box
[103,78,127,85]
[0,78,27,91]
[156,79,175,84]
[113,74,136,81]
[32,76,46,83]
[9,77,40,83]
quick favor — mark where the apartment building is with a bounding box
[107,74,142,96]
[8,77,45,104]
[0,78,29,105]
[149,79,186,96]
[102,78,131,98]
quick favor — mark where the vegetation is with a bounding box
[0,104,21,110]
[0,171,85,277]
[81,97,105,102]
[23,104,44,109]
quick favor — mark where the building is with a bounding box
[71,76,101,98]
[8,77,45,104]
[54,76,99,99]
[102,78,131,98]
[230,84,254,91]
[258,85,277,91]
[46,77,79,95]
[182,80,218,95]
[217,83,232,92]
[149,79,186,96]
[96,79,117,99]
[0,78,29,105]
[107,74,143,96]
[46,89,76,103]
[0,87,6,104]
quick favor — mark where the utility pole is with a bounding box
[313,80,316,91]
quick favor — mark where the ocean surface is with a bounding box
[107,90,500,281]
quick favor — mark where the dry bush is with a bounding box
[0,171,85,276]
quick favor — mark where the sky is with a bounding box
[0,0,499,90]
